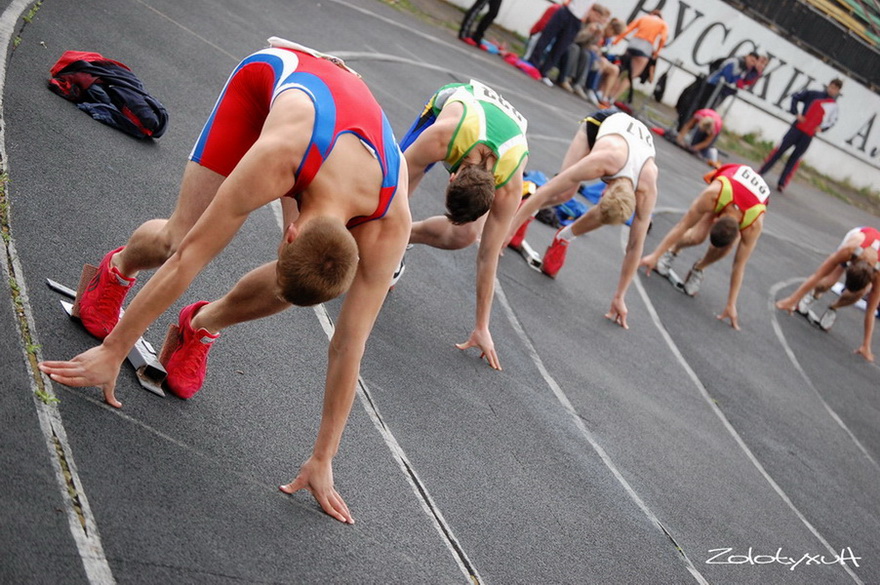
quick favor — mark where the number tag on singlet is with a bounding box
[624,118,654,149]
[469,79,528,133]
[731,166,770,202]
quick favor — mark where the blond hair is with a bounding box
[698,117,715,133]
[276,217,358,306]
[598,179,636,225]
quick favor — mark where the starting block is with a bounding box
[514,239,543,272]
[46,264,179,397]
[659,268,688,294]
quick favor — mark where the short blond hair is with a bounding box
[698,117,715,133]
[276,217,358,306]
[598,179,636,225]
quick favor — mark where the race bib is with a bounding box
[469,79,528,133]
[623,118,654,150]
[732,165,770,202]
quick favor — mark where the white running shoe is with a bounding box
[796,291,816,315]
[818,308,837,331]
[390,256,406,288]
[585,89,600,105]
[655,251,676,277]
[683,264,703,296]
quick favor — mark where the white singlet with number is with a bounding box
[596,113,655,191]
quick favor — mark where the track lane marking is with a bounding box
[768,279,879,469]
[1,1,115,582]
[627,229,866,584]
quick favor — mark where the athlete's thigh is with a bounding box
[559,123,590,172]
[164,162,226,242]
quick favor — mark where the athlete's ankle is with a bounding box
[557,225,576,242]
[109,249,136,280]
[189,302,219,335]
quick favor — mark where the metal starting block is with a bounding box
[664,268,687,293]
[516,239,543,272]
[46,264,172,397]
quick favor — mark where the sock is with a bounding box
[557,225,576,242]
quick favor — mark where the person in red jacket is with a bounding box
[758,78,842,192]
[640,164,769,330]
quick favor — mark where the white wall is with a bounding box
[447,0,880,190]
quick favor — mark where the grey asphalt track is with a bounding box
[1,0,878,584]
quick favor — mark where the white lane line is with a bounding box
[269,201,481,584]
[0,1,115,582]
[312,306,483,584]
[492,282,709,583]
[131,0,239,61]
[768,279,879,469]
[628,230,865,584]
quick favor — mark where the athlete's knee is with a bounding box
[145,218,183,259]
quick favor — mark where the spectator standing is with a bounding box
[459,0,503,46]
[758,78,842,192]
[605,9,668,104]
[528,0,597,85]
[522,2,563,62]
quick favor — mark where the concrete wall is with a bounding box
[447,0,880,190]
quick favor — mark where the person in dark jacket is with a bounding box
[758,78,842,192]
[459,0,503,46]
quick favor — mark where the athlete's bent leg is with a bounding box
[116,163,225,277]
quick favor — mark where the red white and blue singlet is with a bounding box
[190,45,401,228]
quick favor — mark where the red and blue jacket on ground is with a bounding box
[48,50,169,139]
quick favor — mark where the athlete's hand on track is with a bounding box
[605,297,629,329]
[39,345,124,408]
[280,455,354,524]
[717,304,740,330]
[456,327,501,370]
[638,255,656,276]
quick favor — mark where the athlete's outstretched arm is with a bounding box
[607,177,657,329]
[281,177,412,522]
[718,219,762,330]
[856,277,880,362]
[457,162,525,370]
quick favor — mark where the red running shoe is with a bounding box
[541,230,569,278]
[78,246,135,339]
[164,301,219,399]
[508,217,534,250]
